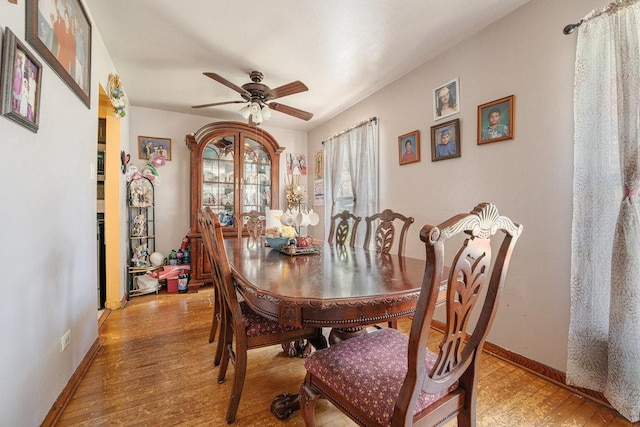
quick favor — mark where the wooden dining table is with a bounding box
[224,238,447,420]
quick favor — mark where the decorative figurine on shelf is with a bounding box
[131,213,147,237]
[131,243,149,267]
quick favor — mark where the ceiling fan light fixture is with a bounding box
[247,101,264,124]
[239,104,251,120]
[261,105,272,120]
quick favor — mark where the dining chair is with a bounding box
[202,209,323,424]
[363,208,414,257]
[199,208,225,367]
[299,202,523,427]
[238,210,264,239]
[327,210,362,247]
[364,209,415,328]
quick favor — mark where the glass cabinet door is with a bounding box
[202,136,236,231]
[242,136,272,215]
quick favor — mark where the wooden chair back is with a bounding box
[198,208,225,365]
[363,209,414,256]
[327,210,362,247]
[238,210,264,239]
[395,202,522,425]
[299,203,523,426]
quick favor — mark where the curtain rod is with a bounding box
[321,117,377,144]
[563,0,639,34]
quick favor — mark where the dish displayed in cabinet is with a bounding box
[203,192,216,205]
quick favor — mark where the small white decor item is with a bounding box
[149,252,165,267]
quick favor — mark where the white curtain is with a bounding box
[567,1,640,422]
[323,118,379,247]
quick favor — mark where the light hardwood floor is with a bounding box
[55,287,638,426]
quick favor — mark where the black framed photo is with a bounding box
[431,119,461,162]
[25,0,92,107]
[0,27,43,132]
[398,130,420,165]
[478,95,515,144]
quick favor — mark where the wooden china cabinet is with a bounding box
[186,121,284,287]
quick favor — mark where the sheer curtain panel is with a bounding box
[567,1,640,422]
[323,118,378,248]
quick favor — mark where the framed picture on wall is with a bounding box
[25,0,92,107]
[138,136,172,161]
[398,130,420,165]
[477,95,515,144]
[0,27,43,133]
[315,150,324,179]
[431,119,461,162]
[433,78,460,121]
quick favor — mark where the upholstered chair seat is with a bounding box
[304,328,455,426]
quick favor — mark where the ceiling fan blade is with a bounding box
[265,81,309,100]
[191,100,247,109]
[268,102,314,121]
[203,72,251,98]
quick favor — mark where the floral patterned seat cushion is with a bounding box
[239,301,304,337]
[304,327,455,426]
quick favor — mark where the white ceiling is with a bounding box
[86,0,530,131]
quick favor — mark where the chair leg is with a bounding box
[218,324,232,384]
[225,342,247,424]
[388,319,398,329]
[209,286,221,343]
[213,298,226,366]
[300,380,320,427]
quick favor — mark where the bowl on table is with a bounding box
[265,236,291,250]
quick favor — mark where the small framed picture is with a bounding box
[138,136,172,160]
[433,78,460,121]
[431,119,461,162]
[398,130,420,165]
[0,27,43,133]
[478,95,515,144]
[315,150,324,179]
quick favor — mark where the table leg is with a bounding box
[271,393,300,420]
[328,326,367,345]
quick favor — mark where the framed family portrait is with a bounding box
[398,130,420,165]
[433,78,460,121]
[26,0,92,107]
[0,27,43,133]
[477,95,515,144]
[138,136,172,161]
[431,119,461,162]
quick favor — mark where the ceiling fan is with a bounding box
[192,71,313,123]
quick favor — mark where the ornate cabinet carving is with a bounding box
[186,121,283,287]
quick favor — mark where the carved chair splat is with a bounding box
[363,209,414,257]
[328,210,362,247]
[238,210,265,239]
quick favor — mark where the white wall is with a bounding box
[0,2,128,424]
[129,106,307,256]
[308,0,602,371]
